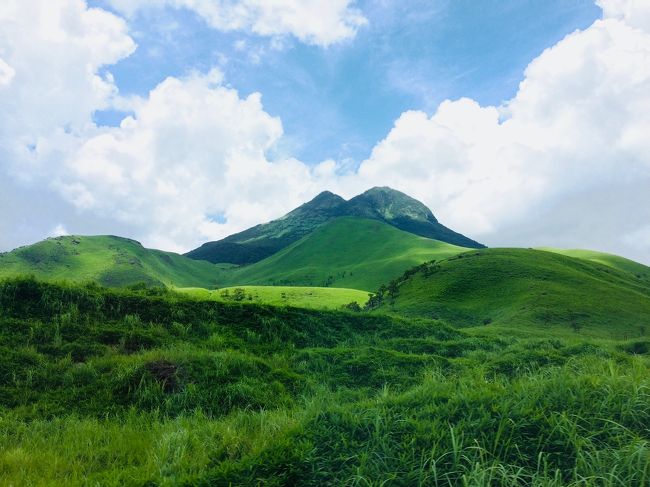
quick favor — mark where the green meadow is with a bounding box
[177,285,369,310]
[0,277,648,486]
[221,217,467,290]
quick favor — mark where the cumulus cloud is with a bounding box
[0,0,135,180]
[0,0,138,253]
[55,69,337,251]
[106,0,367,46]
[597,0,650,30]
[0,0,339,253]
[348,1,650,263]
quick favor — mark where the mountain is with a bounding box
[186,187,484,265]
[345,187,483,248]
[219,217,469,291]
[0,235,229,288]
[374,248,650,337]
[186,191,347,265]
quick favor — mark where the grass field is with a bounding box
[0,277,648,485]
[178,285,369,310]
[541,247,650,277]
[374,248,650,338]
[0,235,231,288]
[222,217,468,291]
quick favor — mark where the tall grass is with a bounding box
[0,276,648,485]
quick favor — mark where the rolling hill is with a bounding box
[186,186,484,265]
[541,247,650,277]
[220,217,469,291]
[0,235,230,288]
[374,248,650,338]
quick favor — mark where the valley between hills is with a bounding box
[1,187,649,485]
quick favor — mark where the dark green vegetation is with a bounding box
[373,248,650,338]
[0,235,230,288]
[1,277,649,485]
[219,217,467,291]
[186,187,484,265]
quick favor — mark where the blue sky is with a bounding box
[92,0,600,164]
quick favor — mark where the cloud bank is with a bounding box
[1,0,650,265]
[105,0,367,46]
[355,6,650,261]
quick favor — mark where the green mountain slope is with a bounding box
[376,248,650,338]
[186,187,484,265]
[186,191,348,265]
[345,186,484,248]
[221,217,469,291]
[0,235,228,288]
[541,247,650,277]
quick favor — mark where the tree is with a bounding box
[343,301,362,312]
[232,288,246,302]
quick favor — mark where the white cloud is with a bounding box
[50,224,69,237]
[0,58,15,86]
[106,0,367,46]
[347,4,650,263]
[597,0,650,30]
[0,0,135,250]
[55,69,336,251]
[0,0,135,180]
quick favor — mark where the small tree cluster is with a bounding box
[364,260,439,310]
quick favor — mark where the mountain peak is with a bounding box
[186,186,484,264]
[304,190,346,209]
[348,186,438,224]
[363,186,402,195]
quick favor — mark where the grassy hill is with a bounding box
[0,235,229,288]
[541,247,650,277]
[0,277,647,485]
[222,217,469,291]
[375,248,650,338]
[178,285,369,310]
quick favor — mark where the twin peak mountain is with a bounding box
[186,187,485,265]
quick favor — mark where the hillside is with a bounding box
[186,191,348,265]
[0,277,647,485]
[541,247,650,277]
[221,217,469,291]
[375,248,650,338]
[0,235,229,288]
[186,187,484,265]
